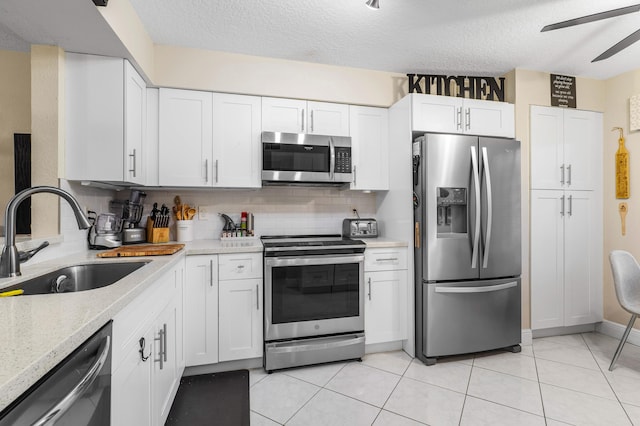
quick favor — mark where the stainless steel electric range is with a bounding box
[261,235,366,372]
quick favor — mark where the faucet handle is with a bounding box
[18,241,50,263]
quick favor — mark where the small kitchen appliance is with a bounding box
[261,234,366,372]
[342,218,378,238]
[111,190,146,244]
[88,211,123,249]
[262,132,352,186]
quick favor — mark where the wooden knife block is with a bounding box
[146,218,170,244]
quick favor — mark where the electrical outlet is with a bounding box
[198,206,210,221]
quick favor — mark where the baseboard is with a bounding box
[521,329,532,346]
[365,341,404,354]
[532,323,596,338]
[597,319,640,347]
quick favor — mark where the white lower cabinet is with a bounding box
[363,247,408,345]
[185,253,263,367]
[111,260,185,426]
[184,255,219,366]
[219,278,263,361]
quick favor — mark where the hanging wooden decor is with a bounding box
[614,127,630,199]
[619,202,628,236]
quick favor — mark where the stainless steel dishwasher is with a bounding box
[0,321,112,426]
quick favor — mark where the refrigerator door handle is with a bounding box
[481,147,493,269]
[470,146,481,269]
[434,281,518,294]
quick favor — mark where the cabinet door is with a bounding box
[464,98,514,138]
[307,101,350,136]
[349,106,389,191]
[153,298,180,426]
[159,88,213,186]
[530,106,564,190]
[563,191,603,326]
[364,270,408,344]
[111,325,153,426]
[219,278,263,361]
[530,190,565,330]
[184,256,219,366]
[262,97,307,133]
[65,53,124,182]
[411,94,461,133]
[563,109,602,191]
[124,60,146,185]
[213,93,262,187]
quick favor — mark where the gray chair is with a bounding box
[609,250,640,371]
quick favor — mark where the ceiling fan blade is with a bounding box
[541,4,640,32]
[592,28,640,61]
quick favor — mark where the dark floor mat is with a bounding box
[165,370,249,426]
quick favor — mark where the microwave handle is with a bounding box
[329,137,335,180]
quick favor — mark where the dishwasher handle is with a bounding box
[434,281,518,294]
[32,335,111,426]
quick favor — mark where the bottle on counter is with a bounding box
[241,212,247,237]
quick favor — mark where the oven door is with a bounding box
[265,254,364,341]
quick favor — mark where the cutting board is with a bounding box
[97,243,185,258]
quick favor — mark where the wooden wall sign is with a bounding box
[550,74,576,108]
[407,74,505,102]
[614,127,630,199]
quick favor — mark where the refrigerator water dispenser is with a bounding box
[436,187,467,235]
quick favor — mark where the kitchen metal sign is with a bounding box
[407,74,505,102]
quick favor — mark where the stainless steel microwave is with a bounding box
[262,132,352,186]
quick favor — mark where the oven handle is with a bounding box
[265,254,364,267]
[32,336,110,426]
[267,335,365,354]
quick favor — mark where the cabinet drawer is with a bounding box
[365,248,407,271]
[218,253,263,280]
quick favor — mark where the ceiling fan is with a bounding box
[541,3,640,62]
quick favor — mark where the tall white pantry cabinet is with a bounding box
[530,105,603,331]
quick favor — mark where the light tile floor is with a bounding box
[249,332,640,425]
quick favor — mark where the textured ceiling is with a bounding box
[2,0,640,80]
[126,0,640,80]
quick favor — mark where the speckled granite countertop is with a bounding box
[0,239,263,412]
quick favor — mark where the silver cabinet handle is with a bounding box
[129,149,137,177]
[368,277,372,301]
[568,195,573,217]
[456,107,462,130]
[215,159,219,183]
[560,164,565,185]
[205,159,209,183]
[310,110,314,132]
[376,258,398,262]
[33,336,110,426]
[210,259,214,287]
[481,147,493,269]
[301,109,305,132]
[435,281,517,294]
[353,165,357,186]
[155,324,166,369]
[560,195,565,217]
[237,264,245,269]
[465,108,471,130]
[470,146,481,269]
[567,164,572,186]
[256,284,260,310]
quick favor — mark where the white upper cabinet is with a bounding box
[349,105,389,191]
[212,93,262,188]
[65,53,147,184]
[530,106,602,191]
[262,97,350,136]
[411,94,514,138]
[158,88,213,187]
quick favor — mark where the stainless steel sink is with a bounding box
[1,261,150,295]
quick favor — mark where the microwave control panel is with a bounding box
[335,147,352,173]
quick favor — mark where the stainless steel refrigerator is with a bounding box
[413,134,521,365]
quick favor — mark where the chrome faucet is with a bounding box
[0,186,91,278]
